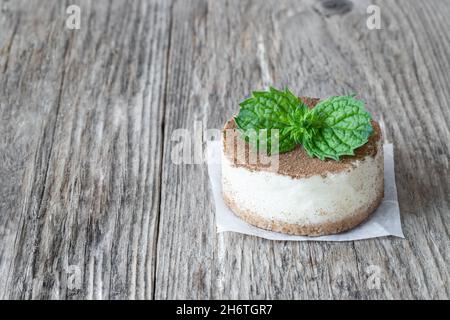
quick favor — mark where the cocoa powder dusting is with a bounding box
[222,96,382,179]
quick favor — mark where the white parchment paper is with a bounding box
[207,141,404,241]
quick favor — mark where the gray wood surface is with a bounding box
[0,0,448,300]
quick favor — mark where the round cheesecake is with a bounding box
[221,97,384,236]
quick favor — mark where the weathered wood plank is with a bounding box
[155,0,449,299]
[153,0,219,299]
[0,0,172,299]
[0,0,448,300]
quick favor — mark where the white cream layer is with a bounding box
[222,143,383,225]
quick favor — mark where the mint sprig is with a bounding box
[234,87,373,161]
[234,87,308,153]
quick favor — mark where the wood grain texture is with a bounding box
[0,0,171,299]
[0,0,449,299]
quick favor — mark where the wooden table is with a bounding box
[0,0,448,300]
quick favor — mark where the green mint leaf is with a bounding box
[303,96,373,160]
[234,87,308,154]
[234,88,373,161]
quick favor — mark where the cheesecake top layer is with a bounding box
[222,97,382,179]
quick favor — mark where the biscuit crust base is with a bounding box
[222,188,384,236]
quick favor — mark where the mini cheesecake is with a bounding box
[221,97,384,236]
